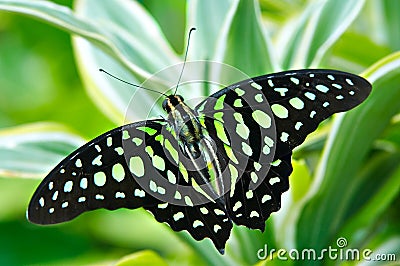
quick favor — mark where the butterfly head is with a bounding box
[162,95,185,113]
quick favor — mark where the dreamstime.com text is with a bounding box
[257,237,397,262]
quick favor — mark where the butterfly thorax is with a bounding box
[162,95,226,198]
[162,95,204,158]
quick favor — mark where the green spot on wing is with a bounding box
[164,139,179,164]
[145,146,154,157]
[137,126,158,136]
[112,163,125,182]
[155,134,164,143]
[132,137,143,146]
[214,94,226,110]
[179,163,189,183]
[213,112,224,121]
[214,120,230,145]
[122,130,130,140]
[129,156,144,177]
[224,144,239,164]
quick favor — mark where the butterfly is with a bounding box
[27,68,371,254]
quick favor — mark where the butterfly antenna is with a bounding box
[174,27,196,95]
[99,69,168,97]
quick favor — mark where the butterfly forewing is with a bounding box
[28,120,164,224]
[253,69,372,157]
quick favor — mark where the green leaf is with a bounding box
[363,0,400,52]
[0,123,83,178]
[329,31,392,73]
[296,51,400,253]
[280,0,367,68]
[0,0,174,78]
[0,0,180,122]
[187,0,238,61]
[114,250,168,266]
[336,152,400,248]
[223,0,277,76]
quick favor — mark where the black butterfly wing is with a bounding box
[195,69,372,229]
[27,120,164,224]
[250,69,372,158]
[28,119,232,251]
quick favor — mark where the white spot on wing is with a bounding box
[115,192,125,199]
[252,110,272,128]
[295,122,303,130]
[92,155,102,166]
[174,191,182,200]
[274,87,288,96]
[250,211,259,218]
[129,156,145,177]
[346,78,354,85]
[173,212,184,221]
[75,159,82,168]
[255,93,264,103]
[262,194,271,203]
[214,209,225,215]
[107,137,112,147]
[280,132,289,142]
[193,220,204,228]
[304,92,316,101]
[332,83,342,89]
[290,77,300,85]
[80,178,88,189]
[184,196,193,206]
[250,172,258,183]
[233,201,242,212]
[271,104,289,119]
[95,194,104,200]
[242,142,253,156]
[200,207,209,214]
[158,203,168,209]
[64,181,73,192]
[94,172,106,186]
[112,163,125,182]
[52,191,58,201]
[39,197,45,207]
[78,196,86,202]
[214,224,222,233]
[251,82,262,90]
[289,97,305,110]
[269,177,280,185]
[316,84,329,93]
[134,189,145,198]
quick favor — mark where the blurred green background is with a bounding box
[0,0,399,265]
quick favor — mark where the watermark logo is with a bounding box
[257,237,397,262]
